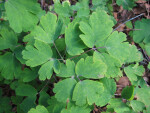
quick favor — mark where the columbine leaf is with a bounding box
[116,0,137,10]
[47,96,66,113]
[136,86,150,107]
[71,0,90,18]
[93,51,122,78]
[130,100,145,112]
[95,77,116,106]
[79,9,114,48]
[65,21,86,56]
[20,96,36,113]
[16,84,37,97]
[53,78,77,103]
[54,0,71,17]
[72,80,104,106]
[105,31,131,63]
[61,106,91,113]
[124,64,145,81]
[133,19,150,43]
[32,12,63,44]
[22,40,53,67]
[0,28,17,50]
[5,0,44,33]
[76,56,107,79]
[57,60,75,78]
[0,52,21,80]
[107,98,130,113]
[28,105,49,113]
[38,60,54,80]
[121,85,134,100]
[125,45,143,63]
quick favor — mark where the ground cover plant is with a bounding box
[0,0,150,113]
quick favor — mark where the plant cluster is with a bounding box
[0,0,150,113]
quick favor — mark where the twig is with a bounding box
[112,13,144,32]
[37,80,50,95]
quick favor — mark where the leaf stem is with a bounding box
[53,42,65,63]
[69,47,105,60]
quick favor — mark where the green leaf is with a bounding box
[124,64,145,81]
[32,12,63,44]
[5,0,44,33]
[38,60,54,80]
[76,56,107,79]
[125,45,143,63]
[72,80,104,106]
[0,52,21,80]
[22,40,53,67]
[0,28,17,50]
[65,21,86,56]
[121,85,134,100]
[47,96,66,113]
[57,60,75,77]
[0,97,12,113]
[130,100,145,112]
[136,86,150,107]
[54,0,71,17]
[20,96,36,113]
[20,68,38,82]
[61,106,91,113]
[53,78,77,103]
[116,0,137,10]
[95,77,116,106]
[28,105,49,113]
[107,98,130,113]
[71,0,90,18]
[93,52,122,78]
[79,9,114,48]
[105,31,130,63]
[16,84,37,97]
[39,91,50,107]
[133,19,150,43]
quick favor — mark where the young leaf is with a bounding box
[124,64,145,81]
[28,105,49,113]
[76,56,107,79]
[93,52,122,78]
[22,40,53,67]
[53,78,77,103]
[57,60,75,78]
[16,84,37,97]
[65,21,86,56]
[72,80,104,106]
[32,12,63,44]
[79,9,114,48]
[5,0,44,33]
[0,28,17,50]
[121,85,134,100]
